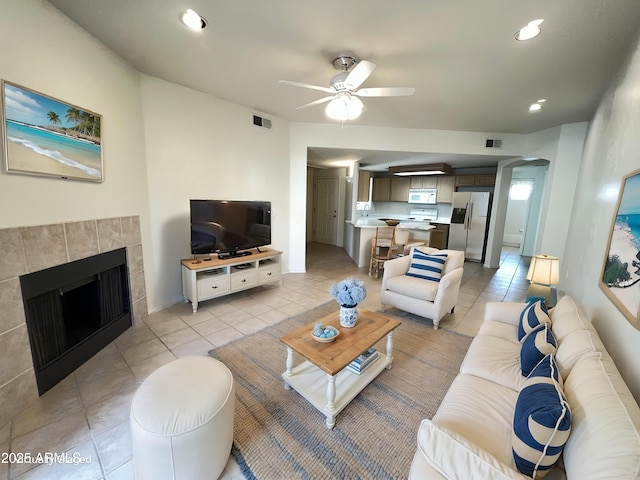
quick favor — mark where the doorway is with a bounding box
[503,179,534,249]
[313,177,339,244]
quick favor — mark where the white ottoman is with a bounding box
[130,356,235,480]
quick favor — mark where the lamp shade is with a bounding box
[526,254,559,285]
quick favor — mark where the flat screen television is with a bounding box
[190,200,272,256]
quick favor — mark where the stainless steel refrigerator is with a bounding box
[448,192,491,261]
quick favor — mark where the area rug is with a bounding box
[209,302,472,479]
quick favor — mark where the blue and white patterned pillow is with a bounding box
[520,323,557,376]
[405,249,448,283]
[518,299,551,342]
[512,355,571,478]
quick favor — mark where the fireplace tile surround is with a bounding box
[0,216,147,427]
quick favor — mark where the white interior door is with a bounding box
[314,177,339,244]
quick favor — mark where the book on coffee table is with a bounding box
[347,352,379,374]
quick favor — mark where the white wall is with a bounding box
[563,31,640,400]
[139,75,290,311]
[485,124,587,268]
[0,1,153,297]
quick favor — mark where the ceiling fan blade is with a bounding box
[295,96,335,110]
[344,60,376,89]
[278,80,334,93]
[355,87,416,97]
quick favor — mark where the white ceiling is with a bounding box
[48,0,640,170]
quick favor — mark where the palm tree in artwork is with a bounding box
[65,107,82,131]
[47,111,60,126]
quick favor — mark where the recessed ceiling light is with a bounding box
[529,103,543,112]
[181,9,207,30]
[537,98,547,103]
[516,19,544,41]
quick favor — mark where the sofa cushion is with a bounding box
[478,319,520,343]
[520,324,557,376]
[434,374,518,468]
[549,295,594,342]
[417,419,530,480]
[512,355,571,479]
[385,274,439,302]
[562,353,640,479]
[518,300,551,342]
[554,329,600,380]
[460,334,525,391]
[406,249,448,282]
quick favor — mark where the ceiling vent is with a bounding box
[253,115,272,129]
[485,139,503,148]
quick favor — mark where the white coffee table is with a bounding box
[280,309,401,429]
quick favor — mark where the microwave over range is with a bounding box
[408,188,437,204]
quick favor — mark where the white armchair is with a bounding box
[380,247,465,329]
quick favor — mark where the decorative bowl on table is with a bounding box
[311,325,340,343]
[384,219,400,226]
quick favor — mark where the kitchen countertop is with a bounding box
[348,215,449,229]
[347,219,436,231]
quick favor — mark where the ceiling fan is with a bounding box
[279,56,415,120]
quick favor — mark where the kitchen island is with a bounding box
[347,218,436,268]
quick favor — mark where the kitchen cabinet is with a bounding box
[436,176,455,203]
[372,177,391,201]
[476,174,496,186]
[429,223,449,249]
[390,177,410,202]
[357,171,371,202]
[410,176,438,189]
[455,174,496,187]
[455,175,476,187]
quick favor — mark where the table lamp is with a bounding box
[526,254,560,307]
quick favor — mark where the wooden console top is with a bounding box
[181,247,282,271]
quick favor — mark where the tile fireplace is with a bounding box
[0,216,147,426]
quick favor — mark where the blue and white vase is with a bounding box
[339,304,358,328]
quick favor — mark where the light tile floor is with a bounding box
[1,243,529,479]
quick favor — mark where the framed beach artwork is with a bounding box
[599,168,640,329]
[1,80,103,182]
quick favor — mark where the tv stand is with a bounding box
[181,248,282,313]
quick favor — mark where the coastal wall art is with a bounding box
[600,168,640,329]
[1,80,103,182]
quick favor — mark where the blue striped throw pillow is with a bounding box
[520,323,557,376]
[518,299,551,342]
[512,355,571,479]
[406,249,448,283]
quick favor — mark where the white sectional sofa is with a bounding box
[408,295,640,479]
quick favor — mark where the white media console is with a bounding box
[181,248,282,313]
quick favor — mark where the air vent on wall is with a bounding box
[485,139,503,148]
[253,115,272,129]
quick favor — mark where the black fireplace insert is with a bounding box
[20,248,133,395]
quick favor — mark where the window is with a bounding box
[510,180,533,201]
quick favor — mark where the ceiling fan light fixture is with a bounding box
[325,95,363,121]
[389,163,453,176]
[182,9,207,30]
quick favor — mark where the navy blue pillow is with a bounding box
[512,355,571,478]
[520,323,557,376]
[518,299,550,342]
